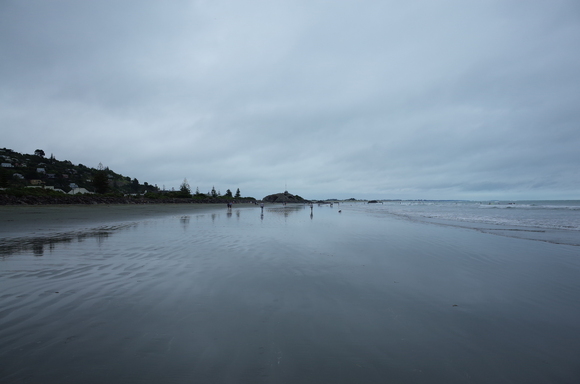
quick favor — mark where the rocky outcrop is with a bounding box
[262,191,307,203]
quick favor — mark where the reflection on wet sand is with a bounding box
[266,205,307,217]
[0,223,134,257]
[180,215,190,230]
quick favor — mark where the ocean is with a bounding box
[1,202,579,383]
[358,200,580,246]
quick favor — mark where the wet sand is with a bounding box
[1,204,580,383]
[0,204,253,236]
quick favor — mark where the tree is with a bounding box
[34,149,45,157]
[179,178,191,197]
[131,178,140,193]
[0,167,8,188]
[235,188,241,198]
[211,186,217,197]
[224,189,233,198]
[92,163,109,194]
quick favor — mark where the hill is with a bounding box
[0,148,256,205]
[0,148,156,194]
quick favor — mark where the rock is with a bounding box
[262,191,306,203]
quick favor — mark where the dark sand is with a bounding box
[0,204,253,236]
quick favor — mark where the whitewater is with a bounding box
[354,200,580,246]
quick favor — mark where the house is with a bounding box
[13,173,24,179]
[37,168,46,174]
[69,183,79,189]
[30,179,44,185]
[68,188,93,195]
[1,163,13,168]
[47,174,56,179]
[43,186,66,193]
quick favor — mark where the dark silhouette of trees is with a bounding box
[131,178,140,193]
[235,188,241,198]
[92,163,109,194]
[34,149,45,157]
[0,167,8,188]
[179,178,192,197]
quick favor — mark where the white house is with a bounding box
[68,188,93,195]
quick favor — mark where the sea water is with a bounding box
[1,203,580,383]
[361,200,580,246]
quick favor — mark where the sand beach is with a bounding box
[1,203,580,383]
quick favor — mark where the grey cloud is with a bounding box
[1,0,579,200]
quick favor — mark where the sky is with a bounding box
[1,0,579,200]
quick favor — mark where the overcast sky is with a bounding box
[1,0,579,200]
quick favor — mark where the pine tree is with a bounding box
[179,178,192,197]
[92,163,109,194]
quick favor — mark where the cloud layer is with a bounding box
[2,0,579,199]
